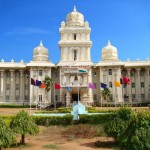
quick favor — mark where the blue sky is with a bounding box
[0,0,150,63]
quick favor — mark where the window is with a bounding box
[132,94,136,98]
[94,83,96,88]
[25,84,28,90]
[25,96,29,100]
[109,82,112,88]
[94,94,97,101]
[6,96,10,100]
[74,34,77,40]
[6,84,10,90]
[39,95,42,102]
[15,96,19,101]
[16,72,19,78]
[108,69,112,75]
[140,70,145,76]
[74,50,77,61]
[141,94,145,98]
[39,70,42,76]
[55,95,58,101]
[6,72,10,78]
[131,70,135,76]
[16,84,19,90]
[141,82,144,88]
[93,72,96,77]
[132,82,135,88]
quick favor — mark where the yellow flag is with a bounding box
[114,81,121,87]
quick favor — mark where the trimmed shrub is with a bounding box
[0,104,36,108]
[33,115,73,126]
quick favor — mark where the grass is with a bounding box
[43,144,59,149]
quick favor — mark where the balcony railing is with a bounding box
[61,82,88,87]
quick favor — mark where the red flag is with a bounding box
[40,83,45,89]
[123,76,130,84]
[54,83,61,89]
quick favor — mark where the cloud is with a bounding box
[5,27,51,35]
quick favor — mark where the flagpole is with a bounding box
[122,76,124,106]
[54,83,56,110]
[36,86,38,111]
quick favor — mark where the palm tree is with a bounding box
[100,88,111,106]
[43,76,53,104]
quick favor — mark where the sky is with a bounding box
[0,0,150,64]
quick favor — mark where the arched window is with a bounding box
[74,50,77,61]
[74,34,76,40]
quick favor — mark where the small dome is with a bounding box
[101,40,119,61]
[66,6,84,27]
[33,41,49,61]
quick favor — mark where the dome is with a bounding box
[66,6,84,27]
[33,41,49,61]
[101,40,119,61]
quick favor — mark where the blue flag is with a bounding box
[66,86,71,91]
[36,80,42,87]
[100,82,107,89]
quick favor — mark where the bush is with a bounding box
[79,113,116,125]
[104,107,150,150]
[33,115,73,126]
[0,104,36,108]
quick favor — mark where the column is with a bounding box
[88,68,93,104]
[19,70,24,104]
[145,68,150,101]
[66,91,71,107]
[127,69,132,103]
[10,70,15,102]
[0,70,5,102]
[136,69,141,102]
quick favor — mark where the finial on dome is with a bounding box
[73,6,77,12]
[40,41,43,46]
[107,40,111,45]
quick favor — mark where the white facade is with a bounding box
[0,6,150,106]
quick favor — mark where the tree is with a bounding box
[43,75,53,93]
[100,88,111,103]
[10,110,39,145]
[43,75,53,104]
[0,118,16,150]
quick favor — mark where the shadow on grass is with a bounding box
[95,140,118,148]
[81,140,118,149]
[10,143,32,149]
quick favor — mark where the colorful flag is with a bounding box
[122,76,130,84]
[31,78,36,86]
[100,82,107,89]
[66,86,71,91]
[36,80,42,87]
[89,83,95,89]
[78,68,87,73]
[40,83,45,89]
[54,83,61,89]
[114,81,121,87]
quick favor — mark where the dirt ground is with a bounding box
[8,126,114,150]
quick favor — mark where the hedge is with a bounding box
[0,104,36,108]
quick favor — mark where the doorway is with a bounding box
[72,94,80,102]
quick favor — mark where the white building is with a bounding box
[0,6,150,106]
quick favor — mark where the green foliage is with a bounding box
[10,110,39,144]
[100,88,111,100]
[33,115,73,126]
[79,113,116,125]
[104,107,150,150]
[43,76,53,92]
[0,118,16,149]
[0,104,36,108]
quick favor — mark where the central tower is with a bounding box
[58,6,92,65]
[57,6,93,106]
